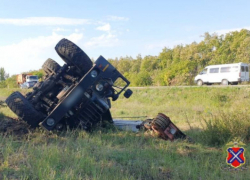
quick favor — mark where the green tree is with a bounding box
[134,71,152,86]
[0,67,6,81]
[5,75,19,88]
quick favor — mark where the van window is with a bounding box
[209,68,219,73]
[232,66,238,72]
[246,66,249,72]
[201,68,207,74]
[220,67,231,73]
[241,66,245,72]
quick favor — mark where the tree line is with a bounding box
[1,29,250,88]
[108,29,250,86]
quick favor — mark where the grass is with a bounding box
[112,87,250,127]
[1,87,250,179]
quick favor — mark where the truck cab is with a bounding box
[26,75,39,83]
[17,74,39,85]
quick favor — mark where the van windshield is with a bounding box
[200,68,207,74]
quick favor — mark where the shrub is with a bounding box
[134,71,152,86]
[0,81,7,88]
[200,110,250,146]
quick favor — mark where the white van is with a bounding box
[194,62,249,86]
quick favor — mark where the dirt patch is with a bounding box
[0,116,30,136]
[0,100,29,136]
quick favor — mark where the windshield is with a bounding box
[28,76,38,80]
[200,68,207,74]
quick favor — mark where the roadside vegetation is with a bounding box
[108,29,250,86]
[0,87,250,179]
[1,29,250,88]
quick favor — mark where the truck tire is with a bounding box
[5,91,44,127]
[42,58,61,76]
[55,38,93,76]
[152,113,170,130]
[197,80,203,86]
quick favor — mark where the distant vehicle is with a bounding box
[17,74,39,85]
[20,81,37,89]
[194,62,249,86]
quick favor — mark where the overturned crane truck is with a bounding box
[5,39,187,142]
[6,39,133,131]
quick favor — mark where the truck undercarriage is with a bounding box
[4,38,187,142]
[6,38,132,131]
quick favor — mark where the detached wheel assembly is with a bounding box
[152,113,170,130]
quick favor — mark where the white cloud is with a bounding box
[84,33,118,48]
[107,16,129,21]
[96,23,111,32]
[53,27,69,32]
[211,27,250,35]
[0,32,83,75]
[0,17,90,26]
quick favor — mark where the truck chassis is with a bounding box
[6,39,132,131]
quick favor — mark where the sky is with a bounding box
[1,0,250,75]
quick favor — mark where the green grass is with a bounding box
[112,87,250,126]
[1,87,250,179]
[0,131,250,180]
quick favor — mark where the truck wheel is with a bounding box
[221,79,228,86]
[42,58,61,76]
[55,38,93,76]
[152,113,170,130]
[5,91,44,127]
[197,80,203,86]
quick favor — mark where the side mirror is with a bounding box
[124,89,133,99]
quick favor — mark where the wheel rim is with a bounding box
[222,80,228,85]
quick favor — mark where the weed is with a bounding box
[200,110,250,146]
